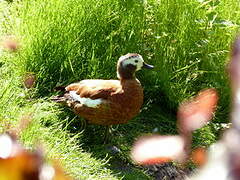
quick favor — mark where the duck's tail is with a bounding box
[51,85,68,103]
[54,86,66,92]
[51,92,77,109]
[51,95,67,103]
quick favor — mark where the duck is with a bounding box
[52,53,154,142]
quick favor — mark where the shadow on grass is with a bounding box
[55,103,177,179]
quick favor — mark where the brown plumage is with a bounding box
[53,53,154,126]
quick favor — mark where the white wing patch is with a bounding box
[69,91,103,108]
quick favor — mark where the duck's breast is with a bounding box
[106,79,144,124]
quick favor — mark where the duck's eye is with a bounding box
[135,60,138,63]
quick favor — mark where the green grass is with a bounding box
[1,0,240,179]
[5,0,240,116]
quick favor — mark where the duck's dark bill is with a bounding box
[143,62,154,69]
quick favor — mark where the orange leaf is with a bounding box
[191,147,208,167]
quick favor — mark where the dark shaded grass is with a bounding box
[56,103,178,179]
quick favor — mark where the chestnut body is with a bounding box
[65,79,143,125]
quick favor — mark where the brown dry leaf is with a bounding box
[131,135,185,165]
[1,36,19,52]
[177,88,218,133]
[23,73,36,89]
[7,114,32,138]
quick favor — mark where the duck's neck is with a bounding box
[120,77,141,90]
[118,73,135,80]
[119,76,140,86]
[117,66,136,80]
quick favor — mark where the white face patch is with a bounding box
[121,55,144,71]
[69,91,103,108]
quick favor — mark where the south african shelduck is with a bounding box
[52,53,154,142]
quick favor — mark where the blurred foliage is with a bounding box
[0,133,72,180]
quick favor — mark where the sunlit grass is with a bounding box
[1,0,240,179]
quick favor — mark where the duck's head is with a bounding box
[117,53,154,79]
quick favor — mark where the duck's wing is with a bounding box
[65,79,122,100]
